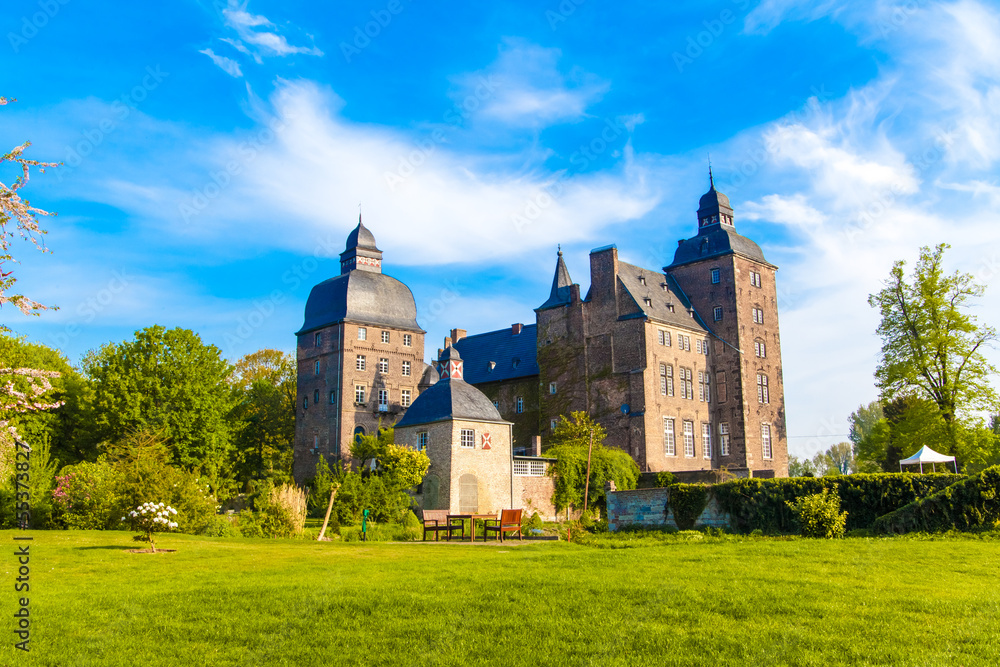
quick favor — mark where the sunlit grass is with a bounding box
[3,529,998,666]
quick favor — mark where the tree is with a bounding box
[546,412,639,514]
[1,96,58,316]
[869,244,999,452]
[849,401,890,473]
[228,349,296,487]
[81,326,236,483]
[788,455,817,477]
[814,442,856,476]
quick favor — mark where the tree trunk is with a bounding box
[317,484,339,541]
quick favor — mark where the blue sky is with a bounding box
[3,0,999,458]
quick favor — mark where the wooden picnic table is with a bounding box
[447,513,497,542]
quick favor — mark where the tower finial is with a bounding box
[708,155,714,189]
[557,243,562,255]
[358,201,362,225]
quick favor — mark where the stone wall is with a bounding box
[606,487,730,531]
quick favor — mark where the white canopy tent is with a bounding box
[899,445,958,474]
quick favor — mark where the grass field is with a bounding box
[2,529,999,666]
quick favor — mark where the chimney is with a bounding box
[570,284,581,302]
[450,328,467,343]
[511,323,523,335]
[531,435,542,457]
[443,335,453,348]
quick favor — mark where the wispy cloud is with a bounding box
[220,1,323,59]
[199,48,243,78]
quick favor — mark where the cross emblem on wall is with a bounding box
[481,432,491,450]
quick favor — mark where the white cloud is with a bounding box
[453,41,609,128]
[221,1,323,58]
[199,48,243,78]
[743,0,841,35]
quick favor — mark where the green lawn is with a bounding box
[3,530,999,666]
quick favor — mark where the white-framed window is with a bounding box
[757,374,769,404]
[530,460,546,476]
[683,420,695,457]
[330,390,337,404]
[378,357,389,373]
[403,334,412,347]
[460,429,475,449]
[714,306,723,321]
[355,385,366,404]
[755,340,766,358]
[702,339,709,355]
[698,371,711,403]
[549,382,557,394]
[417,431,428,451]
[516,396,524,414]
[378,388,388,411]
[658,329,666,345]
[664,331,672,346]
[356,355,366,371]
[711,268,720,284]
[680,335,691,351]
[762,423,772,459]
[381,330,390,343]
[750,271,762,288]
[314,360,321,375]
[753,307,764,324]
[666,364,674,397]
[315,332,322,346]
[702,423,712,459]
[695,339,703,354]
[401,389,411,408]
[513,459,529,475]
[680,367,694,400]
[402,360,411,376]
[719,423,730,456]
[659,364,667,395]
[358,327,367,340]
[663,417,675,456]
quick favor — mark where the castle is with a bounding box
[293,176,788,488]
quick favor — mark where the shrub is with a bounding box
[655,471,677,487]
[786,489,847,538]
[712,473,962,533]
[199,514,242,538]
[872,466,1000,534]
[668,484,710,530]
[247,483,307,538]
[51,460,124,530]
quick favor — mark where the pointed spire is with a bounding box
[708,162,715,189]
[537,246,575,310]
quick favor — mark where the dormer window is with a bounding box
[667,303,675,312]
[643,298,652,306]
[639,275,646,285]
[488,361,496,372]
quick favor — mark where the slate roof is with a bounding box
[296,270,423,335]
[395,347,509,427]
[452,324,540,384]
[615,261,709,333]
[536,250,574,311]
[666,225,772,269]
[344,219,380,252]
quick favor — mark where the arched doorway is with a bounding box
[459,473,478,514]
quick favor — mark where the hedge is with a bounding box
[872,466,1000,534]
[666,484,709,530]
[712,473,963,533]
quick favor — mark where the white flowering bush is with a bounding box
[123,502,179,552]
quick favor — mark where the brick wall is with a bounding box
[606,487,730,531]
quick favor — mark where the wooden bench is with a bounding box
[421,509,464,541]
[483,509,523,542]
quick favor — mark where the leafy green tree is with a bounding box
[788,455,817,477]
[0,332,97,465]
[228,349,295,487]
[812,442,856,476]
[869,244,999,452]
[547,412,639,514]
[81,326,236,481]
